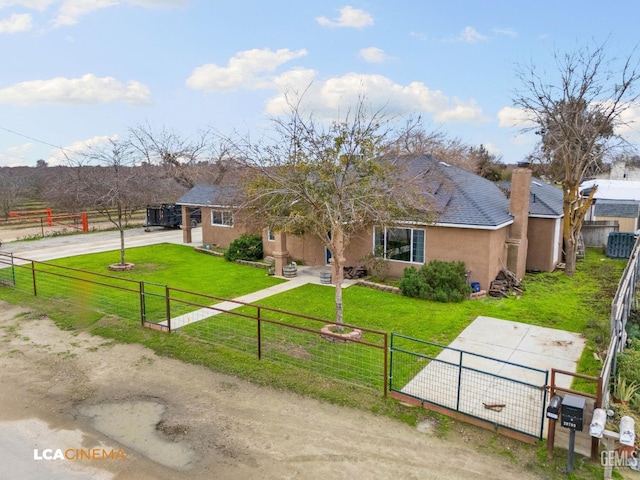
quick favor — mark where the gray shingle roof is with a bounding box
[594,200,640,218]
[528,179,563,217]
[404,155,513,227]
[175,184,239,208]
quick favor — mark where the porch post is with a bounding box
[273,231,289,276]
[181,205,192,244]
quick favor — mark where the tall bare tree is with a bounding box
[129,124,240,190]
[239,96,438,325]
[513,42,640,276]
[0,169,27,220]
[71,139,162,266]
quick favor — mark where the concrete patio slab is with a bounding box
[401,316,586,440]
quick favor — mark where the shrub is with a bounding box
[360,246,390,281]
[224,234,263,262]
[399,260,471,302]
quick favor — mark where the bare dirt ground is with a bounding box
[0,301,544,480]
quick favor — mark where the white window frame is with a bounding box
[374,226,425,264]
[267,228,275,242]
[211,210,233,227]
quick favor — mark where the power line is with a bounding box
[0,125,66,152]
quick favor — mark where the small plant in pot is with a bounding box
[612,374,640,406]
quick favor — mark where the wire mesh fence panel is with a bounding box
[458,367,547,438]
[390,333,548,439]
[259,320,386,392]
[178,309,261,356]
[0,253,15,286]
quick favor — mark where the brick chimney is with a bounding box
[506,164,532,280]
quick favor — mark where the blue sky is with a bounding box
[1,0,639,167]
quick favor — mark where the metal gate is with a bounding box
[390,334,549,440]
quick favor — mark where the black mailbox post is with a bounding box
[561,394,585,431]
[561,394,586,473]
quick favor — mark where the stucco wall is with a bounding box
[526,217,561,272]
[424,226,507,292]
[201,207,252,249]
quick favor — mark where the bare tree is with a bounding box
[129,124,240,189]
[71,139,162,266]
[0,168,31,220]
[513,42,640,276]
[238,95,438,325]
[386,122,474,170]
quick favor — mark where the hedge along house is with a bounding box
[176,156,564,291]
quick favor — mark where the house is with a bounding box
[176,156,564,290]
[580,179,640,234]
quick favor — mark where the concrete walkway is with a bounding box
[166,266,359,329]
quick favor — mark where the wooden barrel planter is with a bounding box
[319,271,332,284]
[282,265,298,278]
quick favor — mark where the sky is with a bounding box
[1,0,640,167]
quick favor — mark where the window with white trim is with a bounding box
[374,227,425,263]
[267,228,275,241]
[211,210,233,226]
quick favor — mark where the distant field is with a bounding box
[0,202,146,241]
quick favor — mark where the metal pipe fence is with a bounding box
[390,333,548,440]
[0,251,387,394]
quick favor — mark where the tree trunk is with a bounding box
[334,257,344,326]
[332,227,346,326]
[564,235,576,277]
[119,227,126,266]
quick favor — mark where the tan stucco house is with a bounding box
[176,156,564,291]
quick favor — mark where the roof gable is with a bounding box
[175,184,239,207]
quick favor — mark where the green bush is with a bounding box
[617,339,640,386]
[224,234,263,262]
[399,260,471,303]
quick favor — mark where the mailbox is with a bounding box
[546,394,562,420]
[589,408,607,438]
[561,394,585,431]
[620,416,636,446]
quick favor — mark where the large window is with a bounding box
[374,227,425,263]
[211,210,233,227]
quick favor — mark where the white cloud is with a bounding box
[186,48,308,92]
[0,1,54,9]
[0,12,31,32]
[265,72,488,125]
[497,106,537,128]
[433,98,488,123]
[0,142,33,166]
[51,0,118,27]
[458,26,487,43]
[482,143,501,156]
[410,31,427,41]
[0,73,152,105]
[492,27,517,38]
[47,134,118,165]
[316,5,373,29]
[359,47,391,63]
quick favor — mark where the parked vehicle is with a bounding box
[144,204,201,229]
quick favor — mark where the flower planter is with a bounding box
[282,265,297,278]
[320,324,362,343]
[319,271,332,284]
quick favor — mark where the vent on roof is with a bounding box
[439,161,450,167]
[532,181,542,187]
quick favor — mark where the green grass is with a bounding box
[0,245,627,480]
